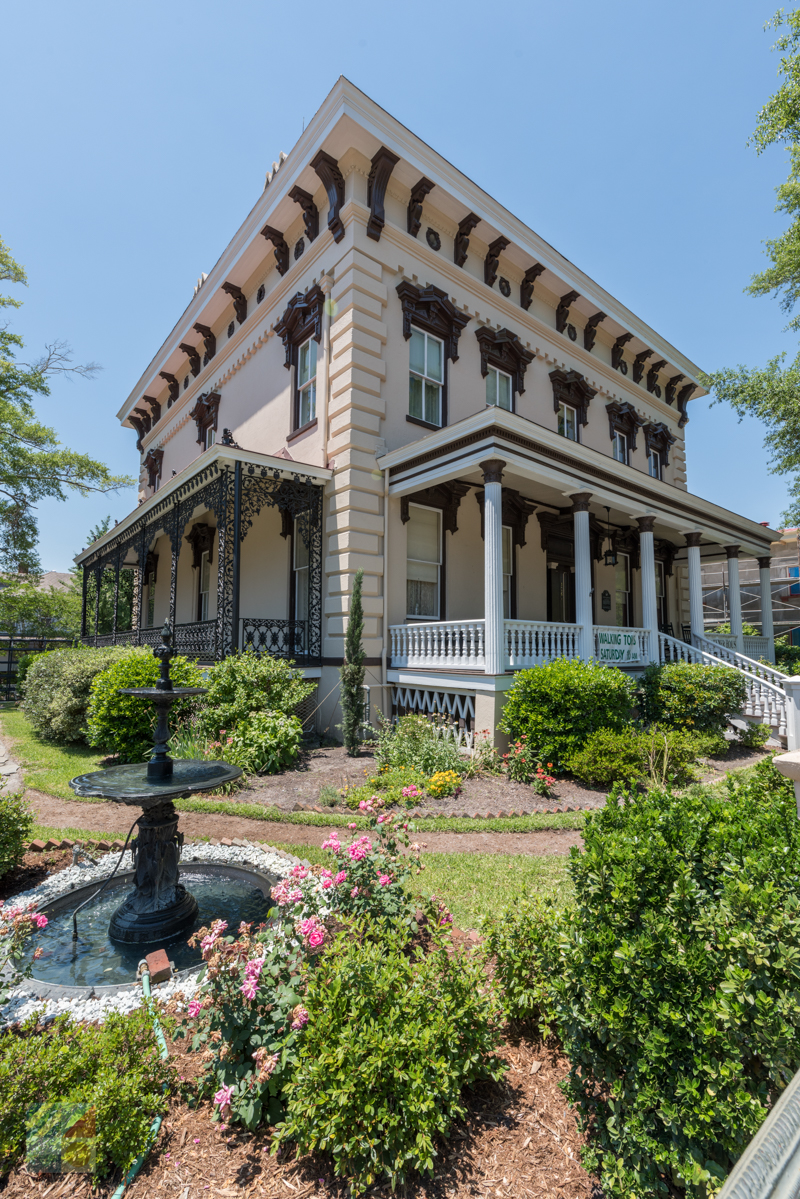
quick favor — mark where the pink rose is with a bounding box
[334,870,347,885]
[378,875,392,887]
[214,1084,233,1110]
[187,999,202,1018]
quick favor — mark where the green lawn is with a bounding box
[0,709,107,801]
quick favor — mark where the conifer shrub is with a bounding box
[22,646,128,743]
[483,758,800,1198]
[340,569,365,756]
[498,658,636,771]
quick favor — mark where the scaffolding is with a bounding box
[700,530,800,641]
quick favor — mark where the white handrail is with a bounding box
[505,620,581,668]
[693,633,788,687]
[659,633,787,735]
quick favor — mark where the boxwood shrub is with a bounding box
[498,658,636,771]
[0,792,33,877]
[86,648,204,762]
[483,758,800,1198]
[22,647,128,743]
[639,661,748,735]
[197,650,316,739]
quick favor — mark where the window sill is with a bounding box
[287,417,318,444]
[406,414,443,432]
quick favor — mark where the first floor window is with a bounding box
[612,430,628,464]
[198,552,211,621]
[146,571,156,627]
[655,560,667,628]
[486,366,512,411]
[409,328,443,426]
[502,526,513,618]
[558,401,577,441]
[615,553,631,626]
[297,337,317,428]
[406,504,441,619]
[293,517,309,652]
[648,449,661,479]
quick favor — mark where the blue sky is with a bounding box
[1,0,796,569]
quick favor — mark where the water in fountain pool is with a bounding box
[31,869,273,989]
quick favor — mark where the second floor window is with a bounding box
[648,449,661,479]
[409,329,443,427]
[198,551,211,621]
[612,430,628,464]
[204,426,216,451]
[406,503,441,618]
[486,366,512,411]
[558,401,577,441]
[297,338,317,428]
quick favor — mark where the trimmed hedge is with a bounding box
[197,650,315,739]
[639,660,747,734]
[22,647,129,743]
[483,758,800,1198]
[498,658,635,771]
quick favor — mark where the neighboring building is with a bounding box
[38,571,73,593]
[698,529,800,643]
[75,78,781,740]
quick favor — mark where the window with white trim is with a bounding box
[297,338,317,428]
[648,449,661,479]
[409,329,443,427]
[612,430,628,464]
[204,426,216,451]
[502,525,513,618]
[406,504,441,619]
[486,366,512,411]
[557,401,577,441]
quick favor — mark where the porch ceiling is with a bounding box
[377,407,779,557]
[75,445,331,567]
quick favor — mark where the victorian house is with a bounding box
[76,78,787,743]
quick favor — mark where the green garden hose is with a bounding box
[109,961,170,1199]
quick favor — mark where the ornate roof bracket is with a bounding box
[260,225,289,276]
[664,373,684,406]
[396,281,470,363]
[484,236,510,288]
[310,149,346,243]
[407,176,434,238]
[633,348,653,384]
[646,359,667,397]
[179,343,201,378]
[583,311,606,353]
[475,327,534,396]
[288,185,319,242]
[556,290,580,335]
[454,212,480,267]
[144,396,161,425]
[193,324,216,363]
[221,282,247,325]
[129,411,148,452]
[677,383,695,428]
[366,146,400,241]
[520,263,545,311]
[159,372,179,406]
[611,332,633,373]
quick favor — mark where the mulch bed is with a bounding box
[3,1024,598,1198]
[0,849,74,902]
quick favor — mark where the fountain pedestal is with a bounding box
[108,800,197,943]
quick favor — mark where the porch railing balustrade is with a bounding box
[697,632,783,682]
[240,618,307,660]
[506,621,581,667]
[390,620,486,670]
[83,619,218,659]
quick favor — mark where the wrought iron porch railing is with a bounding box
[240,618,309,660]
[82,620,217,659]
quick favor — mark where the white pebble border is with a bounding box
[2,840,308,1028]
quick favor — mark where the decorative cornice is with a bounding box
[643,421,677,466]
[179,343,201,378]
[260,225,290,276]
[400,480,471,534]
[454,213,480,267]
[584,311,606,353]
[143,447,163,490]
[550,368,597,426]
[475,327,534,396]
[366,145,400,241]
[407,176,435,238]
[221,282,247,325]
[188,393,221,445]
[310,149,345,243]
[484,236,510,289]
[556,290,580,335]
[606,400,645,452]
[475,485,537,547]
[274,284,325,368]
[396,281,470,363]
[185,521,216,568]
[288,185,319,242]
[520,264,545,312]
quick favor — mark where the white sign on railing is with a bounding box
[596,628,644,663]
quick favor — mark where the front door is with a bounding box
[548,564,576,623]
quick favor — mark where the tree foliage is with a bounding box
[702,11,800,523]
[0,237,133,572]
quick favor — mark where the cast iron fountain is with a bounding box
[68,621,243,945]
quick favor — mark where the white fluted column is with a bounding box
[684,531,704,641]
[638,516,659,662]
[571,493,594,661]
[758,554,775,662]
[725,545,744,654]
[482,459,506,675]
